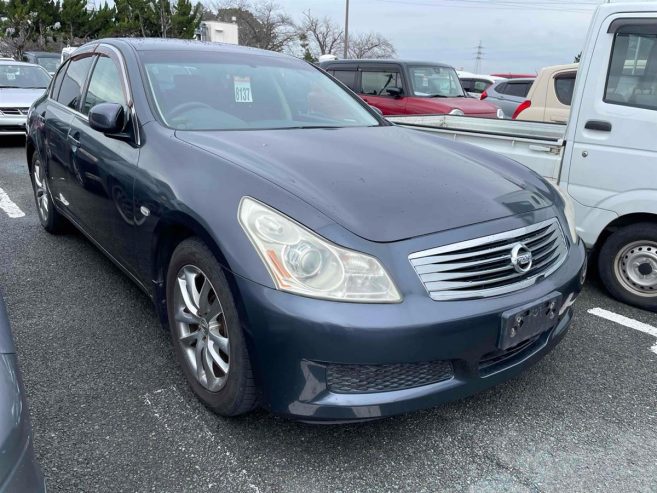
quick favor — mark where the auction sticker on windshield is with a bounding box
[234,76,253,103]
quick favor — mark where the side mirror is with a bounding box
[89,103,125,134]
[385,86,403,98]
[369,105,383,116]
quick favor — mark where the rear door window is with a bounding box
[56,54,94,111]
[331,70,358,91]
[605,28,657,110]
[554,73,576,106]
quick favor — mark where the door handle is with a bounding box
[68,132,81,148]
[584,120,612,132]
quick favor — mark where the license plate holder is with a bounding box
[499,293,562,350]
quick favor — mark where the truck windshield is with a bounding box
[0,64,51,89]
[409,66,465,98]
[140,51,381,131]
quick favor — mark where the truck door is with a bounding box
[567,16,657,213]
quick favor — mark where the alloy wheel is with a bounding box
[614,240,657,297]
[173,265,230,391]
[32,161,49,221]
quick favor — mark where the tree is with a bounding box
[216,0,296,52]
[171,0,203,39]
[298,10,343,58]
[1,0,38,58]
[60,0,89,42]
[574,52,581,63]
[87,3,116,39]
[348,32,396,59]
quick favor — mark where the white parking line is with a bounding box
[0,187,25,218]
[588,307,657,355]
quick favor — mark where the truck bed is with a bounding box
[387,114,566,180]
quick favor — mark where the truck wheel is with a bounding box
[29,153,65,234]
[598,223,657,312]
[166,238,259,416]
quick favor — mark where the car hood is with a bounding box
[176,125,552,242]
[0,88,46,108]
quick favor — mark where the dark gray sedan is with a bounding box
[0,295,45,492]
[481,78,535,119]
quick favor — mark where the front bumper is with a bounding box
[234,239,586,422]
[0,115,27,135]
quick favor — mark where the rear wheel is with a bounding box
[166,238,258,416]
[598,223,657,312]
[29,153,65,233]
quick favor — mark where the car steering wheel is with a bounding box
[168,101,215,119]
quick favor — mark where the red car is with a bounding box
[321,59,503,118]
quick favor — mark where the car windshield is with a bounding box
[140,51,381,131]
[409,65,465,98]
[0,64,51,89]
[37,56,59,73]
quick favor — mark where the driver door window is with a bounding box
[82,56,126,115]
[361,70,402,96]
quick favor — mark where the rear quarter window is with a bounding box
[554,74,576,106]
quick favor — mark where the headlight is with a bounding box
[546,180,578,244]
[497,108,505,119]
[448,108,464,116]
[238,197,402,303]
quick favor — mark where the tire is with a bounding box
[29,152,65,234]
[166,237,258,416]
[598,222,657,312]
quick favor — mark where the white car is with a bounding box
[457,71,505,98]
[0,61,51,136]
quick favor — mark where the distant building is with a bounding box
[196,21,239,45]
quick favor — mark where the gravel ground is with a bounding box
[1,137,656,492]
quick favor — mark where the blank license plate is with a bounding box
[499,293,562,350]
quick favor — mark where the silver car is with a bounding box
[0,61,51,136]
[481,78,535,119]
[0,295,45,492]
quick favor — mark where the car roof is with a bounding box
[323,59,452,68]
[24,51,59,57]
[0,60,42,68]
[86,38,290,60]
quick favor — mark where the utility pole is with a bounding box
[474,40,484,73]
[343,0,350,59]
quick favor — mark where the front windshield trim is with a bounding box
[408,65,466,98]
[139,50,386,132]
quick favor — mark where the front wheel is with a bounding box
[166,238,258,416]
[29,153,65,233]
[598,223,657,312]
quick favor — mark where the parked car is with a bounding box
[490,73,536,79]
[481,77,535,119]
[456,71,505,98]
[321,59,505,118]
[0,61,51,136]
[21,51,60,76]
[0,294,46,492]
[27,38,585,422]
[514,63,577,122]
[389,2,657,312]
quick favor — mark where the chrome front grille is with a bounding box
[0,108,28,116]
[409,218,568,301]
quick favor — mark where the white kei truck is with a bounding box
[389,2,657,312]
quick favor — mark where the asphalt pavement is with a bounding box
[1,137,656,492]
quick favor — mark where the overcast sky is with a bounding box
[270,0,602,73]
